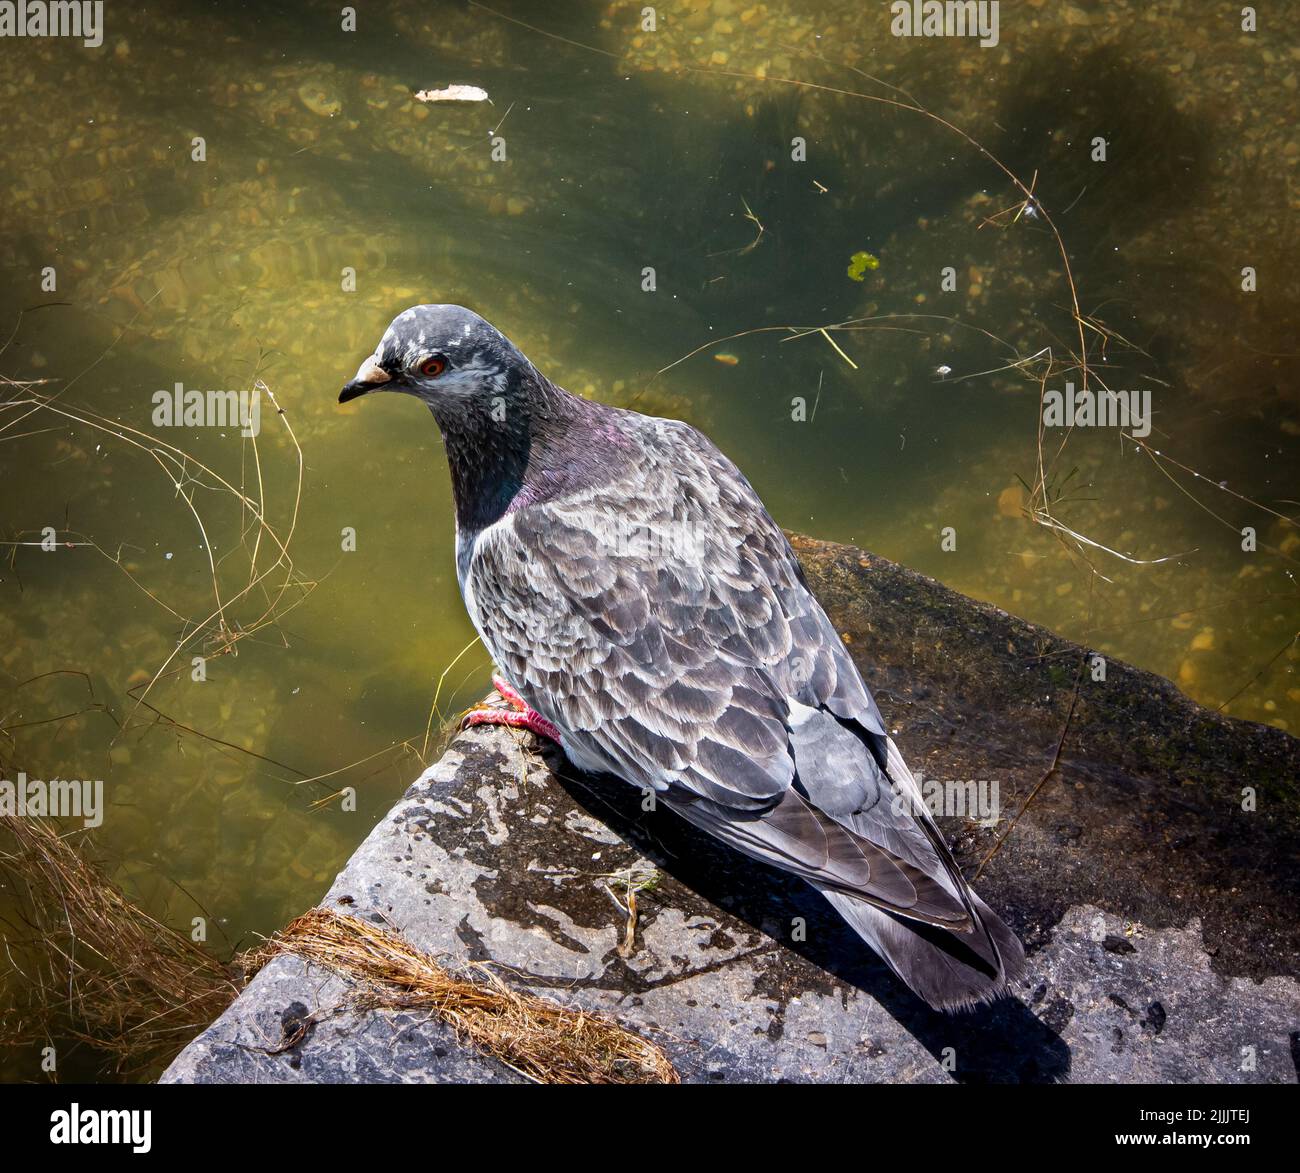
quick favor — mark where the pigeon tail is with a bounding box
[818,885,1025,1012]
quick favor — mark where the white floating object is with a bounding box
[414,85,490,103]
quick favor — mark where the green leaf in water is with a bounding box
[846,250,880,281]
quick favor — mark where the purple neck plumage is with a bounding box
[431,366,631,539]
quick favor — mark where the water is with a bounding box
[0,0,1296,1077]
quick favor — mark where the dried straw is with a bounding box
[254,906,679,1085]
[0,816,241,1074]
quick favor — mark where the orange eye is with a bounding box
[419,355,447,377]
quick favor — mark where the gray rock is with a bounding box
[162,537,1300,1084]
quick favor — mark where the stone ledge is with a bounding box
[162,537,1300,1084]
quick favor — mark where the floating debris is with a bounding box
[846,250,880,281]
[414,84,490,103]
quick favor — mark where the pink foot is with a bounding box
[462,675,562,745]
[490,674,528,710]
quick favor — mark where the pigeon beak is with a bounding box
[339,355,393,403]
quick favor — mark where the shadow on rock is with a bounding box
[550,749,1070,1085]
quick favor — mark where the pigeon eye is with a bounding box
[418,355,447,378]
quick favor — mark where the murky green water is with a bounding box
[1,1,1296,1077]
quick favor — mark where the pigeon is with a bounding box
[340,304,1025,1011]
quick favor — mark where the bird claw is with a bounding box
[490,674,527,710]
[461,676,563,745]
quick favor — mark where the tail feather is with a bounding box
[818,886,1025,1012]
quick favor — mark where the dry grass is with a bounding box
[0,818,678,1083]
[250,906,679,1085]
[0,816,242,1074]
[0,373,314,721]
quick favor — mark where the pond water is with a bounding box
[0,0,1296,1078]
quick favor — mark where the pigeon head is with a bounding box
[339,304,612,533]
[339,304,530,409]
